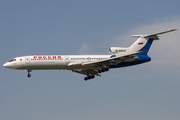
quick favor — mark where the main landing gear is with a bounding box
[84,68,109,81]
[27,70,32,78]
[84,75,95,81]
[98,68,109,73]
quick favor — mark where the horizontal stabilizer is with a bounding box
[132,29,177,40]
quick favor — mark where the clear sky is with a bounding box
[0,0,180,120]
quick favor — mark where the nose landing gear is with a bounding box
[27,73,31,78]
[27,70,32,78]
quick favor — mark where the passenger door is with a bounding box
[25,56,30,64]
[65,56,70,64]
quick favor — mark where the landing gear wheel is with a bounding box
[101,69,105,72]
[84,77,88,81]
[27,74,31,78]
[105,68,109,72]
[27,70,32,78]
[84,75,95,81]
[98,70,102,73]
[90,75,95,79]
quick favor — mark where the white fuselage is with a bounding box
[3,55,112,70]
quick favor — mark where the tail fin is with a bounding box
[129,29,177,54]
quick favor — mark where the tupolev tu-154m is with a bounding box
[3,29,177,81]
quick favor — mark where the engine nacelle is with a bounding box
[109,47,128,54]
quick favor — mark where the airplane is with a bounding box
[3,29,177,81]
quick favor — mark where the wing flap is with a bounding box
[72,69,100,76]
[68,62,82,66]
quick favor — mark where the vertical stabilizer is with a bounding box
[129,29,177,54]
[129,37,153,54]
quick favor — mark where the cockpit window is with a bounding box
[9,59,16,62]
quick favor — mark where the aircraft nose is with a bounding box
[3,62,9,68]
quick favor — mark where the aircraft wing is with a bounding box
[81,51,139,67]
[69,51,139,68]
[70,51,139,77]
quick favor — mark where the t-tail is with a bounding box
[129,29,177,54]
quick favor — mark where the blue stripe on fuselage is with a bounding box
[109,54,151,69]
